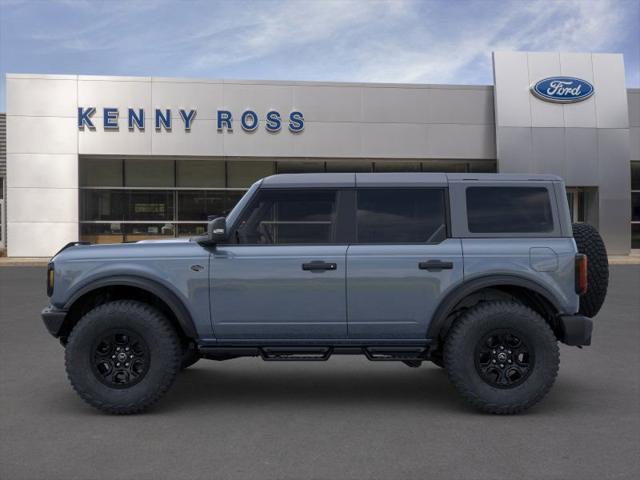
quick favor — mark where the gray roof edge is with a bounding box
[259,172,564,188]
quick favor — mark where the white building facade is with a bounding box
[3,51,639,257]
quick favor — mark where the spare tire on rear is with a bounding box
[572,223,609,317]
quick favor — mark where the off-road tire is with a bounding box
[444,301,559,414]
[572,222,609,317]
[181,344,200,370]
[429,351,444,368]
[65,300,181,414]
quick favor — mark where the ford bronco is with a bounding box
[41,173,609,414]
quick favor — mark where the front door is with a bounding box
[210,188,348,340]
[346,188,463,339]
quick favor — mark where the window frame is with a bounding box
[353,187,450,245]
[225,187,353,246]
[448,182,563,238]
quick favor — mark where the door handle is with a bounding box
[419,260,454,271]
[302,261,337,272]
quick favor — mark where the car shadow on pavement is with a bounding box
[154,363,472,414]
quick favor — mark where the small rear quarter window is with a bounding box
[466,187,554,233]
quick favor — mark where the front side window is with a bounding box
[235,189,338,244]
[356,189,447,243]
[466,187,554,233]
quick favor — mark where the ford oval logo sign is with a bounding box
[531,77,594,103]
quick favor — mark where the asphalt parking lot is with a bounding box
[1,266,639,480]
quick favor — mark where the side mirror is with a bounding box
[207,217,227,244]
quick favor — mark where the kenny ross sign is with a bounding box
[77,107,305,133]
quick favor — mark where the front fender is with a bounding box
[63,273,199,339]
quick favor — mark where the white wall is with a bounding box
[6,75,79,257]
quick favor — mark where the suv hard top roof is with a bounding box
[260,172,563,188]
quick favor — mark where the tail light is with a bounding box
[47,262,55,297]
[575,254,588,295]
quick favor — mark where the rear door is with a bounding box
[346,187,463,339]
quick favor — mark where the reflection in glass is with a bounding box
[125,159,175,187]
[80,190,126,221]
[177,160,225,188]
[124,223,175,242]
[178,191,225,221]
[177,224,208,237]
[80,223,124,244]
[128,191,174,221]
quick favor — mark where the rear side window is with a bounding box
[466,187,554,233]
[356,188,447,243]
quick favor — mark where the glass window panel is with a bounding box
[357,189,447,243]
[124,223,175,242]
[176,160,225,188]
[632,162,640,191]
[227,161,274,188]
[80,223,124,244]
[466,187,554,233]
[236,189,337,244]
[80,190,126,221]
[325,161,372,172]
[80,158,123,187]
[178,191,225,221]
[276,161,325,173]
[632,192,640,222]
[468,161,497,173]
[374,161,420,172]
[125,159,175,187]
[127,190,174,221]
[421,161,467,172]
[633,224,640,249]
[177,224,208,237]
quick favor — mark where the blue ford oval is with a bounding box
[531,77,594,103]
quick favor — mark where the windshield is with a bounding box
[225,180,261,230]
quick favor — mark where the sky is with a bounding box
[0,0,639,111]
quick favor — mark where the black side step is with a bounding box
[363,347,428,362]
[260,347,333,361]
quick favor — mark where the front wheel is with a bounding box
[65,300,182,414]
[444,301,559,414]
[181,343,200,370]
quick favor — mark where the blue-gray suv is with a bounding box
[42,173,609,414]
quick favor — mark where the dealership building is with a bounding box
[1,51,639,257]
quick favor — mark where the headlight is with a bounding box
[47,262,55,297]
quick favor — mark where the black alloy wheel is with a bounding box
[474,330,533,388]
[91,329,150,388]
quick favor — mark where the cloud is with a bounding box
[187,0,413,70]
[349,0,634,84]
[0,0,638,97]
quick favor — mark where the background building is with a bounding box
[3,51,639,257]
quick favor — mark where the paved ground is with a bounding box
[1,266,639,480]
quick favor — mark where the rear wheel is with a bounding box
[444,301,559,414]
[572,222,609,317]
[65,300,181,414]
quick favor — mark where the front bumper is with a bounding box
[41,305,68,338]
[558,314,593,346]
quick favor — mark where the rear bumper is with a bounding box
[41,306,68,338]
[558,314,593,346]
